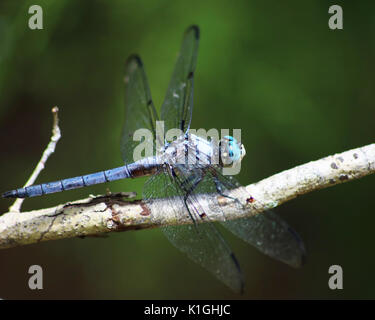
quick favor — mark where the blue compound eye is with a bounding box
[231,143,241,161]
[221,135,243,165]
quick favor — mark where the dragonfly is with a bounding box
[2,25,305,293]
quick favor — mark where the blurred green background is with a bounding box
[0,0,374,299]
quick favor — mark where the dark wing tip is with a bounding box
[297,241,307,267]
[230,252,245,294]
[287,226,307,268]
[288,247,307,268]
[186,25,200,40]
[187,71,194,80]
[300,250,307,267]
[125,54,143,68]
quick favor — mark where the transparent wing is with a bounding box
[160,25,199,134]
[222,212,306,268]
[121,55,159,163]
[208,166,306,268]
[143,167,244,293]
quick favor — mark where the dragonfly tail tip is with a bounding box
[2,190,17,198]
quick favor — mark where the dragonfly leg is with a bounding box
[212,176,244,209]
[176,169,206,226]
[182,176,203,227]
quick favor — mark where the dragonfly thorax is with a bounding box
[157,134,245,169]
[159,134,214,168]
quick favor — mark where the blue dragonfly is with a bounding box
[2,26,305,293]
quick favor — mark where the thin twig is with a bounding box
[0,143,374,249]
[8,107,61,213]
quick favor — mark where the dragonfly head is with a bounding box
[219,136,246,167]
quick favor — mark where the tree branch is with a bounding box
[1,143,374,250]
[8,107,61,213]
